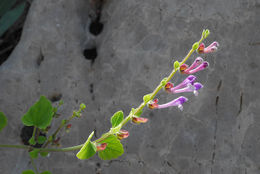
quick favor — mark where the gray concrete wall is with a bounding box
[0,0,260,173]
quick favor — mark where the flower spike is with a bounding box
[197,41,219,54]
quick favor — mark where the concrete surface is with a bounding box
[0,0,260,173]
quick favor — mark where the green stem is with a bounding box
[43,112,76,148]
[30,157,39,174]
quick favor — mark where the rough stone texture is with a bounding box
[0,0,260,173]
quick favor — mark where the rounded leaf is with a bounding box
[37,136,47,144]
[98,135,124,160]
[21,96,53,129]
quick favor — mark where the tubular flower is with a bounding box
[132,116,148,124]
[180,57,209,74]
[117,130,129,140]
[197,41,219,54]
[96,143,107,151]
[172,82,203,96]
[165,75,196,93]
[148,96,188,111]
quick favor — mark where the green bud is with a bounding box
[192,42,199,50]
[58,100,64,106]
[174,61,180,70]
[204,29,210,38]
[80,103,86,110]
[61,119,67,125]
[160,78,168,87]
[202,29,206,38]
[143,94,151,103]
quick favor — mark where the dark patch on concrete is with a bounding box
[83,47,97,64]
[20,126,46,148]
[49,93,62,102]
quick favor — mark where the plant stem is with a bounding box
[30,157,39,174]
[43,112,76,148]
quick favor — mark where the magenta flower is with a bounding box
[197,41,219,54]
[180,57,209,74]
[148,96,188,111]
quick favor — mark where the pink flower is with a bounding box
[148,96,188,111]
[197,41,219,54]
[117,130,129,140]
[180,57,209,74]
[132,116,148,124]
[96,143,107,151]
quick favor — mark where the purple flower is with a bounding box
[198,41,219,54]
[180,57,209,74]
[173,82,203,96]
[165,75,203,96]
[148,96,188,111]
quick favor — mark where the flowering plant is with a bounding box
[0,29,218,174]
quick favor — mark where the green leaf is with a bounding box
[143,94,151,103]
[0,2,26,37]
[98,135,124,160]
[29,149,40,159]
[0,112,7,132]
[22,170,35,174]
[0,0,17,17]
[110,111,124,128]
[135,109,143,117]
[192,42,199,50]
[39,151,49,157]
[40,171,52,174]
[37,136,46,144]
[21,96,53,129]
[29,137,36,145]
[174,61,180,69]
[76,131,96,160]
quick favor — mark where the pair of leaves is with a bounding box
[0,112,7,132]
[22,170,51,174]
[29,136,46,146]
[76,132,124,160]
[0,2,26,37]
[22,96,53,129]
[29,149,49,159]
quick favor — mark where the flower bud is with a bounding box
[117,130,129,140]
[132,116,148,124]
